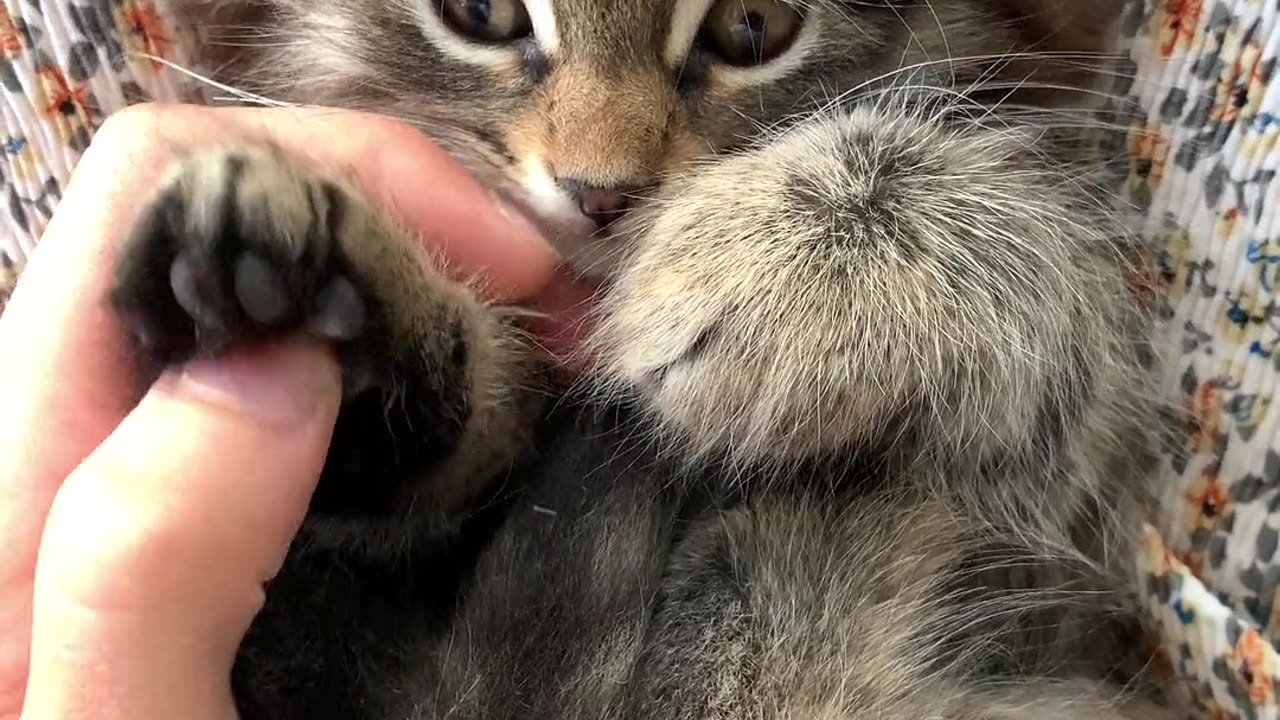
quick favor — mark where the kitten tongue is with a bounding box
[522,267,600,379]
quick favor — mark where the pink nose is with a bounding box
[555,178,638,229]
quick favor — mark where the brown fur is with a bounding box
[108,1,1174,718]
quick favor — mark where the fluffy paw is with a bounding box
[111,148,369,371]
[108,145,523,531]
[592,109,1128,462]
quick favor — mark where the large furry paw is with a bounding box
[110,145,532,536]
[591,109,1140,463]
[111,148,375,389]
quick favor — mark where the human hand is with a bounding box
[0,104,576,720]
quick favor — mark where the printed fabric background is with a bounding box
[0,0,1279,718]
[0,0,202,311]
[1121,0,1280,718]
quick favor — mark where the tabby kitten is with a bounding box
[109,0,1171,718]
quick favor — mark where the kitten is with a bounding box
[109,0,1173,718]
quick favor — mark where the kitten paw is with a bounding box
[111,148,370,372]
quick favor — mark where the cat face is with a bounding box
[187,0,1117,274]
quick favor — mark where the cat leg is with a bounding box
[109,145,545,719]
[110,145,543,549]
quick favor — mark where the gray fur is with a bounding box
[109,1,1175,718]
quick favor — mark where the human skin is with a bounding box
[0,104,579,720]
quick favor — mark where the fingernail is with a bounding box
[163,341,340,427]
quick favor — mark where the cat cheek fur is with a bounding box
[502,64,681,184]
[590,106,1146,464]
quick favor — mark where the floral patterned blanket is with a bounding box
[1124,0,1280,717]
[1,1,1279,717]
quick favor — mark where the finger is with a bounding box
[524,267,602,377]
[0,103,556,713]
[21,340,340,720]
[218,104,561,302]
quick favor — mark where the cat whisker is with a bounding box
[731,55,1138,144]
[130,52,298,108]
[205,40,308,49]
[815,49,1134,112]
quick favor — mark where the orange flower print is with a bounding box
[1158,0,1202,57]
[1185,380,1224,455]
[1210,42,1264,126]
[1128,127,1170,190]
[1218,206,1241,240]
[1184,470,1229,531]
[1228,630,1277,704]
[37,66,88,119]
[118,1,172,69]
[0,4,23,58]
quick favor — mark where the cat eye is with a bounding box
[440,0,532,43]
[702,0,803,66]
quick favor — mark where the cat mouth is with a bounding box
[495,187,628,281]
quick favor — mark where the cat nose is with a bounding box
[555,178,637,229]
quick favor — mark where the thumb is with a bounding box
[21,340,341,720]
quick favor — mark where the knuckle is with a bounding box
[90,104,168,159]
